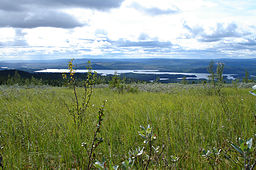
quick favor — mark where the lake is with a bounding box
[35,69,236,80]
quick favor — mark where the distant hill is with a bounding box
[1,58,256,78]
[0,69,32,78]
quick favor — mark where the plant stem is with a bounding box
[145,136,152,170]
[87,103,105,170]
[73,84,79,126]
[87,131,97,170]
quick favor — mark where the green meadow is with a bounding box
[0,84,255,169]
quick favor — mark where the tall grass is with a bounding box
[0,85,255,168]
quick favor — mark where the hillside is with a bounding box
[1,58,256,76]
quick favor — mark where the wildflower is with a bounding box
[81,142,87,148]
[62,74,67,79]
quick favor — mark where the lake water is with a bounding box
[35,69,236,80]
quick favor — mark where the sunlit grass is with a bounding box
[0,85,255,168]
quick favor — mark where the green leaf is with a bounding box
[138,131,146,139]
[231,143,243,155]
[113,165,119,170]
[137,147,144,156]
[139,125,145,130]
[153,146,160,153]
[202,149,211,157]
[205,150,211,157]
[146,127,152,135]
[122,160,129,167]
[246,138,253,149]
[170,155,179,162]
[240,142,248,152]
[94,161,105,169]
[238,138,244,145]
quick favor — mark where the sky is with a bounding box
[0,0,256,60]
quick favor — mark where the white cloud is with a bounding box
[0,0,256,60]
[23,28,70,47]
[0,28,16,42]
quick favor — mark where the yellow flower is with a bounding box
[62,74,67,79]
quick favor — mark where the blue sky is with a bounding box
[0,0,255,60]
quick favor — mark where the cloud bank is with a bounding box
[130,2,180,16]
[0,0,256,60]
[0,0,125,28]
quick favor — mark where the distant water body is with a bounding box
[35,69,236,80]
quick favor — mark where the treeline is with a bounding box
[0,70,141,86]
[0,68,254,87]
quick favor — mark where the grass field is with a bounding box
[0,84,255,169]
